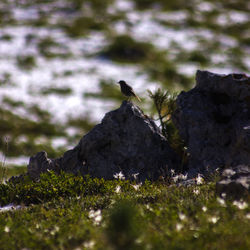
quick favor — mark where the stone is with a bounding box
[216,165,250,199]
[27,101,179,181]
[173,70,250,177]
[27,151,62,180]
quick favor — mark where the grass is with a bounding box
[0,165,26,181]
[0,171,249,249]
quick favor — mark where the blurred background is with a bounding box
[0,0,249,174]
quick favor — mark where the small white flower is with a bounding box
[176,223,183,231]
[170,169,175,176]
[132,173,139,180]
[223,169,235,177]
[208,216,219,224]
[179,213,186,221]
[193,188,200,195]
[88,210,96,218]
[146,204,153,211]
[217,197,226,207]
[173,175,179,183]
[179,174,187,180]
[202,206,207,212]
[135,237,143,244]
[89,210,102,225]
[196,174,204,185]
[172,173,188,183]
[131,184,141,191]
[246,213,250,219]
[83,240,95,249]
[233,200,248,210]
[50,225,59,235]
[221,193,226,198]
[113,171,125,180]
[193,232,199,238]
[115,185,121,193]
[95,215,102,224]
[4,226,10,233]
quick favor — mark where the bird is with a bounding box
[117,80,141,102]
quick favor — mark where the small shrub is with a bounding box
[16,55,36,70]
[40,87,72,96]
[148,88,188,170]
[63,16,106,37]
[101,35,154,63]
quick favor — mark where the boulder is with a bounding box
[173,70,250,177]
[27,101,179,181]
[216,165,250,199]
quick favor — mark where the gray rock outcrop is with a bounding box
[28,101,179,181]
[173,70,250,176]
[216,165,250,199]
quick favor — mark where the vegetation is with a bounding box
[0,107,66,158]
[40,87,73,96]
[148,89,188,170]
[16,55,36,70]
[101,35,155,63]
[37,37,72,59]
[0,171,249,249]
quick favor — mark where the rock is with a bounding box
[173,70,250,176]
[216,165,250,199]
[28,151,55,179]
[27,101,179,181]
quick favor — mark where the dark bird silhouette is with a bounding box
[117,80,141,102]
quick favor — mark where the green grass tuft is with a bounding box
[0,171,249,249]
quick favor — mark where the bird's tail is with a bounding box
[135,94,141,102]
